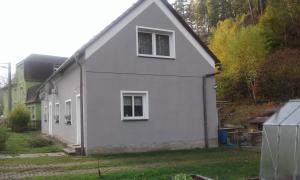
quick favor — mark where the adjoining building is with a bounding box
[2,54,66,125]
[39,0,221,155]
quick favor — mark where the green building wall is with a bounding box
[2,62,42,121]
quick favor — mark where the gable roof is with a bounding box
[42,0,220,87]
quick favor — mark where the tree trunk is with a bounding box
[248,0,255,23]
[258,0,265,15]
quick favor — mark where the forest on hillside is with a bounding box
[173,0,300,103]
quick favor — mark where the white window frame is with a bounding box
[65,99,72,125]
[120,91,149,121]
[54,103,60,123]
[136,26,176,59]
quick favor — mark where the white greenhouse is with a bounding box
[261,100,300,180]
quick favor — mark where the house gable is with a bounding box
[83,1,219,151]
[85,0,217,68]
[85,2,214,77]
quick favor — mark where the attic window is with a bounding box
[137,26,175,59]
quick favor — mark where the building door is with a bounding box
[76,95,81,145]
[49,102,53,135]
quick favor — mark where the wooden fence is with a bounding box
[28,120,41,131]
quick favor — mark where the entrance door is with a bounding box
[76,95,81,145]
[49,102,53,135]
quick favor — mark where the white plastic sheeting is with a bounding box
[261,100,300,180]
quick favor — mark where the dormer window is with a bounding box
[137,26,175,59]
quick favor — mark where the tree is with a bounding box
[259,0,300,51]
[173,0,192,25]
[206,0,256,27]
[225,26,267,103]
[189,0,210,40]
[258,48,300,101]
[209,18,243,100]
[209,19,267,102]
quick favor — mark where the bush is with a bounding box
[28,136,53,148]
[9,105,30,132]
[0,128,8,151]
[257,48,300,101]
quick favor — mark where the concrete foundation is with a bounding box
[87,138,218,155]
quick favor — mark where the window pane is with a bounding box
[32,107,35,119]
[134,96,143,105]
[156,34,170,56]
[123,96,132,105]
[55,104,59,116]
[66,102,71,116]
[134,96,143,117]
[138,32,152,55]
[124,96,132,117]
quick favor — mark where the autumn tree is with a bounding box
[259,0,300,51]
[258,48,300,100]
[210,18,267,102]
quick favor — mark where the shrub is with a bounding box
[0,128,8,151]
[9,105,30,132]
[257,48,300,101]
[28,136,53,148]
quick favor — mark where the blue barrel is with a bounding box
[219,130,228,144]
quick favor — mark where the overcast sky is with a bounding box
[0,0,175,81]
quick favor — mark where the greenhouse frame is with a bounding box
[261,100,300,180]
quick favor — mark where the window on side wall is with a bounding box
[121,91,149,121]
[55,103,60,123]
[31,106,35,120]
[43,105,48,122]
[65,100,72,125]
[137,26,175,59]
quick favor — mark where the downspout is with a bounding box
[202,68,221,148]
[74,52,85,156]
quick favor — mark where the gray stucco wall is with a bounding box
[84,2,218,154]
[41,64,82,145]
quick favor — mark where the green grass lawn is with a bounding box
[0,131,64,155]
[0,147,261,179]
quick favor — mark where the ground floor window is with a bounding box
[121,91,149,121]
[65,100,72,125]
[28,106,36,120]
[55,103,60,123]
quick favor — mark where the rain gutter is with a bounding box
[74,51,85,156]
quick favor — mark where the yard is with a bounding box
[0,131,64,155]
[0,146,260,179]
